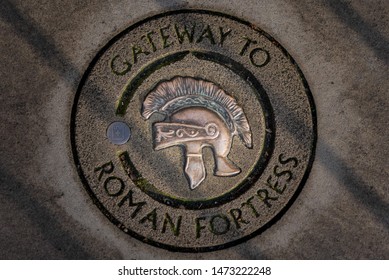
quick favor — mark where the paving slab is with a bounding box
[0,0,388,259]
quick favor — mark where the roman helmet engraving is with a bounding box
[142,76,253,189]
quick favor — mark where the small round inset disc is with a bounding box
[106,121,131,145]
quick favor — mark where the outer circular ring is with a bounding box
[70,9,317,252]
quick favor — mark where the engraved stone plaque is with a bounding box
[71,10,316,251]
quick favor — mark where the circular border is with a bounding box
[70,9,317,252]
[116,50,275,210]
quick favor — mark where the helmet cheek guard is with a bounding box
[142,76,253,189]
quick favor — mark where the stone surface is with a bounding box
[71,10,316,251]
[0,0,388,259]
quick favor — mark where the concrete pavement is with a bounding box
[0,0,388,259]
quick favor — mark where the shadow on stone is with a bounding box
[0,167,121,259]
[325,0,388,65]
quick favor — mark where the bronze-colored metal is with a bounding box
[142,76,252,189]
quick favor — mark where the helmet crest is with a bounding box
[142,76,252,148]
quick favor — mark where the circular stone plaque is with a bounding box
[71,10,316,251]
